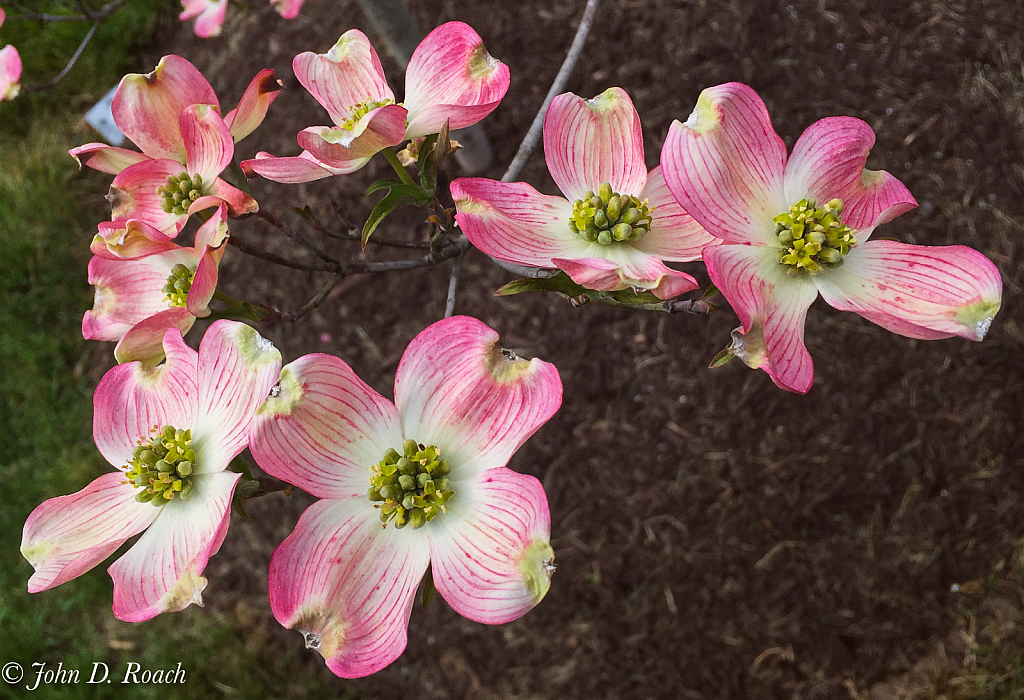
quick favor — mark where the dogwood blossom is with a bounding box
[0,8,21,101]
[248,316,562,677]
[70,57,280,235]
[21,321,281,621]
[661,82,1002,393]
[241,22,508,182]
[179,0,227,38]
[453,88,717,299]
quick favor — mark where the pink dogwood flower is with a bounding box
[661,83,1002,393]
[71,56,281,235]
[271,0,304,19]
[0,8,21,101]
[248,316,562,677]
[179,0,227,38]
[452,88,717,299]
[21,321,282,621]
[241,22,508,183]
[83,204,231,365]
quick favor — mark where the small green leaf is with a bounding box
[494,272,589,297]
[291,205,320,225]
[702,281,720,299]
[228,454,255,480]
[422,565,437,610]
[228,159,253,196]
[708,346,736,368]
[362,188,420,248]
[365,177,407,196]
[607,287,663,305]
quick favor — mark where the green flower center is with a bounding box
[158,172,207,216]
[775,198,857,274]
[569,182,652,245]
[368,439,454,529]
[163,264,196,308]
[124,425,196,507]
[340,98,396,130]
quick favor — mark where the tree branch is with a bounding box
[23,21,99,92]
[444,254,464,318]
[10,0,129,21]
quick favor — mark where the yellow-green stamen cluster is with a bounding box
[775,198,857,274]
[368,439,453,529]
[158,172,206,215]
[163,264,196,308]
[340,98,395,130]
[569,182,652,245]
[124,425,196,507]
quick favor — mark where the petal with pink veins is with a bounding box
[93,328,198,467]
[181,104,234,183]
[631,165,719,262]
[21,473,160,593]
[178,0,226,38]
[0,44,21,101]
[395,316,562,476]
[108,159,189,236]
[814,240,1002,341]
[271,0,304,19]
[224,69,282,143]
[205,177,258,216]
[661,83,788,245]
[191,321,282,474]
[451,178,586,267]
[112,55,218,162]
[109,470,240,621]
[703,243,820,394]
[403,21,510,138]
[784,117,917,234]
[268,498,430,678]
[297,104,407,163]
[114,307,197,366]
[292,30,394,127]
[552,250,699,299]
[250,354,403,499]
[428,467,553,624]
[92,219,178,260]
[241,150,357,183]
[543,88,647,202]
[185,249,220,319]
[69,144,149,175]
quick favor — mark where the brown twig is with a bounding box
[10,0,129,21]
[22,21,99,92]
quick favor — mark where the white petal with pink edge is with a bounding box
[108,470,239,621]
[632,165,719,262]
[403,21,510,138]
[112,55,218,161]
[181,104,234,183]
[428,467,553,624]
[451,178,587,267]
[93,329,198,467]
[297,103,407,159]
[661,83,788,245]
[113,308,197,366]
[21,473,160,593]
[250,353,404,499]
[92,219,178,260]
[268,498,430,678]
[543,88,647,202]
[703,243,820,394]
[814,240,1002,341]
[241,150,359,183]
[69,144,149,175]
[553,245,699,299]
[224,69,282,143]
[191,321,282,474]
[784,117,917,233]
[395,316,562,476]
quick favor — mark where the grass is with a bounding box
[0,5,352,698]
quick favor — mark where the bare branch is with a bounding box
[23,22,99,92]
[10,0,129,22]
[444,254,464,318]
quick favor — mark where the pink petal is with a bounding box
[814,240,1002,341]
[181,103,233,183]
[543,88,647,202]
[632,165,719,262]
[241,150,354,183]
[292,30,394,127]
[249,354,403,499]
[784,117,917,233]
[192,320,282,473]
[0,44,21,101]
[450,177,585,267]
[21,473,159,593]
[224,69,282,143]
[428,467,553,624]
[403,21,510,138]
[93,328,199,467]
[296,104,407,166]
[112,55,218,161]
[114,307,197,365]
[395,316,562,476]
[69,144,149,175]
[193,202,230,250]
[109,471,239,621]
[91,219,177,260]
[205,177,258,216]
[179,0,226,38]
[270,0,304,19]
[552,251,698,299]
[661,82,788,245]
[186,249,223,319]
[108,159,189,236]
[268,498,430,678]
[703,244,820,394]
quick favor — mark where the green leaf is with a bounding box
[228,454,254,480]
[365,177,407,196]
[702,281,720,299]
[417,134,439,192]
[494,272,590,298]
[228,158,253,196]
[362,188,420,248]
[291,205,320,225]
[607,287,663,305]
[708,346,736,368]
[421,564,437,610]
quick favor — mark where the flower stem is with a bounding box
[382,147,418,188]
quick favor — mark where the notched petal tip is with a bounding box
[520,540,555,604]
[159,565,207,613]
[256,366,302,417]
[230,322,281,366]
[956,299,1001,341]
[682,91,720,133]
[485,341,539,384]
[468,43,502,79]
[292,609,345,660]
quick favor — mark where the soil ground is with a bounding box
[102,0,1024,697]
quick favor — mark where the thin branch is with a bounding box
[228,235,337,272]
[256,209,338,266]
[276,275,348,323]
[23,21,99,92]
[444,254,464,318]
[597,297,713,314]
[10,0,129,21]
